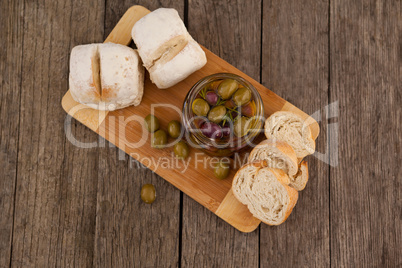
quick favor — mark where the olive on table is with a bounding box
[233,117,250,137]
[173,141,190,159]
[207,105,226,124]
[232,87,252,106]
[200,121,222,139]
[167,120,181,138]
[144,114,160,133]
[141,184,156,204]
[151,129,168,148]
[205,91,219,106]
[217,79,238,100]
[192,98,210,116]
[213,160,230,180]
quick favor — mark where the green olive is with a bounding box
[232,87,252,106]
[173,141,190,159]
[151,129,167,148]
[213,160,230,180]
[207,105,227,124]
[192,98,210,116]
[141,184,156,204]
[167,120,181,138]
[144,114,160,133]
[233,117,250,137]
[217,79,238,99]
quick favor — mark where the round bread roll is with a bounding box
[69,43,144,111]
[264,111,315,158]
[232,161,298,225]
[131,8,189,69]
[131,8,207,89]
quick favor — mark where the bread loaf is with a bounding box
[248,139,308,191]
[232,161,298,225]
[264,111,315,158]
[132,8,207,89]
[69,43,144,111]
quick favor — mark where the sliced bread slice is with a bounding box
[264,111,315,158]
[290,160,309,191]
[248,139,308,191]
[232,161,298,225]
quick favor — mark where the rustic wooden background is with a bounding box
[1,0,400,267]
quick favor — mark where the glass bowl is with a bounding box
[182,73,265,156]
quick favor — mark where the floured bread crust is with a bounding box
[69,44,102,105]
[132,8,189,68]
[149,39,207,89]
[69,43,145,111]
[131,8,207,89]
[98,43,144,110]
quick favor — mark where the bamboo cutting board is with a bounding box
[62,5,319,232]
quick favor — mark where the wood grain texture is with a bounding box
[62,5,321,233]
[0,0,24,266]
[93,1,184,267]
[260,0,330,267]
[330,1,401,266]
[5,0,401,266]
[182,0,261,267]
[10,0,104,266]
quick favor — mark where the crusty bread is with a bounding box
[264,111,315,158]
[69,43,144,111]
[131,8,189,69]
[291,160,309,191]
[248,139,298,176]
[69,44,102,105]
[232,161,298,225]
[132,8,207,89]
[248,139,308,191]
[148,39,207,88]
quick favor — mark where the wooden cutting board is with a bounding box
[62,5,319,232]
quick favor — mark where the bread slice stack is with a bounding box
[248,139,309,191]
[232,111,316,225]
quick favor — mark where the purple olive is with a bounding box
[200,121,222,139]
[239,101,256,117]
[205,91,219,106]
[221,124,232,137]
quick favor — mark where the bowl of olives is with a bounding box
[182,73,264,156]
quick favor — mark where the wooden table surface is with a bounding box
[1,0,400,267]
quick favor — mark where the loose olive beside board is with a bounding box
[141,184,156,204]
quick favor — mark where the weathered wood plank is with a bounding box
[330,0,401,266]
[93,1,184,267]
[0,0,24,266]
[10,0,104,266]
[182,0,261,267]
[260,0,330,266]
